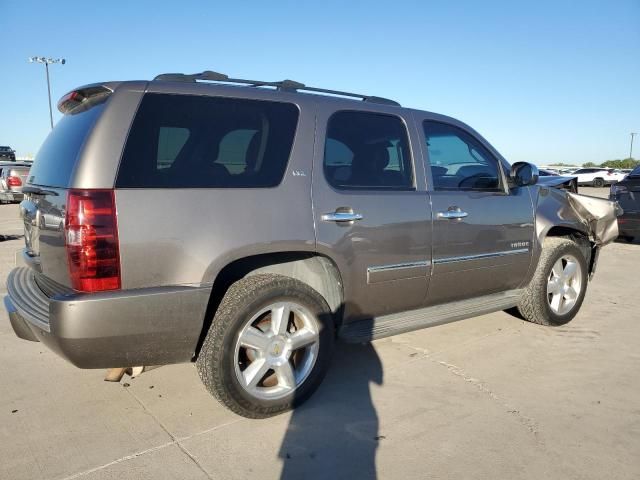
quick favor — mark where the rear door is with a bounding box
[312,105,431,320]
[418,119,534,305]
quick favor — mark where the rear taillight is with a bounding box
[7,176,22,187]
[65,189,121,292]
[610,184,628,196]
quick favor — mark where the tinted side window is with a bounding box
[117,94,299,188]
[423,121,502,191]
[324,111,413,190]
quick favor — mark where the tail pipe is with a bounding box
[104,366,159,382]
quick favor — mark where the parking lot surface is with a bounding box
[0,187,638,480]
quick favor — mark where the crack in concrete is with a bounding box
[399,337,544,444]
[434,359,542,440]
[123,389,214,480]
[59,440,176,480]
[59,390,242,480]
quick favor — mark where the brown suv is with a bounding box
[4,71,620,418]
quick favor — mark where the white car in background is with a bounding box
[572,167,625,187]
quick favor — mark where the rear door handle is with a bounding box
[437,207,468,220]
[321,210,363,223]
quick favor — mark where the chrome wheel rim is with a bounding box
[547,254,582,315]
[233,301,320,400]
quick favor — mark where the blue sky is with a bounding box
[1,0,638,165]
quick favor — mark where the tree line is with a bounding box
[582,158,639,169]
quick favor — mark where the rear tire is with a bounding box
[592,178,605,188]
[516,237,588,326]
[196,274,335,418]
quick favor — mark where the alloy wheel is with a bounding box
[546,254,583,316]
[233,301,320,400]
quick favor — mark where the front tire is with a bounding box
[516,237,588,326]
[196,274,335,418]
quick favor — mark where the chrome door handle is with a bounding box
[437,208,468,219]
[321,211,363,223]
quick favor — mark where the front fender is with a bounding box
[566,192,621,246]
[534,186,621,246]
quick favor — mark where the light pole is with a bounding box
[28,56,66,129]
[630,132,638,160]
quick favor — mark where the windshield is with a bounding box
[629,165,640,177]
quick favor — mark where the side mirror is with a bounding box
[510,162,539,187]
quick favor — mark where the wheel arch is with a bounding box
[194,251,344,360]
[541,226,597,277]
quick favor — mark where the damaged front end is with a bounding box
[534,186,622,278]
[566,192,623,246]
[535,186,622,246]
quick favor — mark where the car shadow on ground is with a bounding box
[278,341,383,480]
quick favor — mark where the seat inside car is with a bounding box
[349,143,404,187]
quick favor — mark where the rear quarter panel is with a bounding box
[115,96,317,288]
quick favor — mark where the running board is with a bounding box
[339,289,523,343]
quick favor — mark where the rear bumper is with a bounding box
[4,267,211,368]
[0,191,23,202]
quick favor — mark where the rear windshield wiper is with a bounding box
[22,186,59,196]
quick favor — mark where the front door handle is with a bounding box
[321,209,363,223]
[437,207,468,220]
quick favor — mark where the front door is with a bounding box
[313,106,431,320]
[419,120,535,305]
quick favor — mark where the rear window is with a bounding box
[116,94,299,188]
[28,104,105,187]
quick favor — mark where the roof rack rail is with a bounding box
[153,70,400,107]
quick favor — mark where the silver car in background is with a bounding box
[0,162,31,203]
